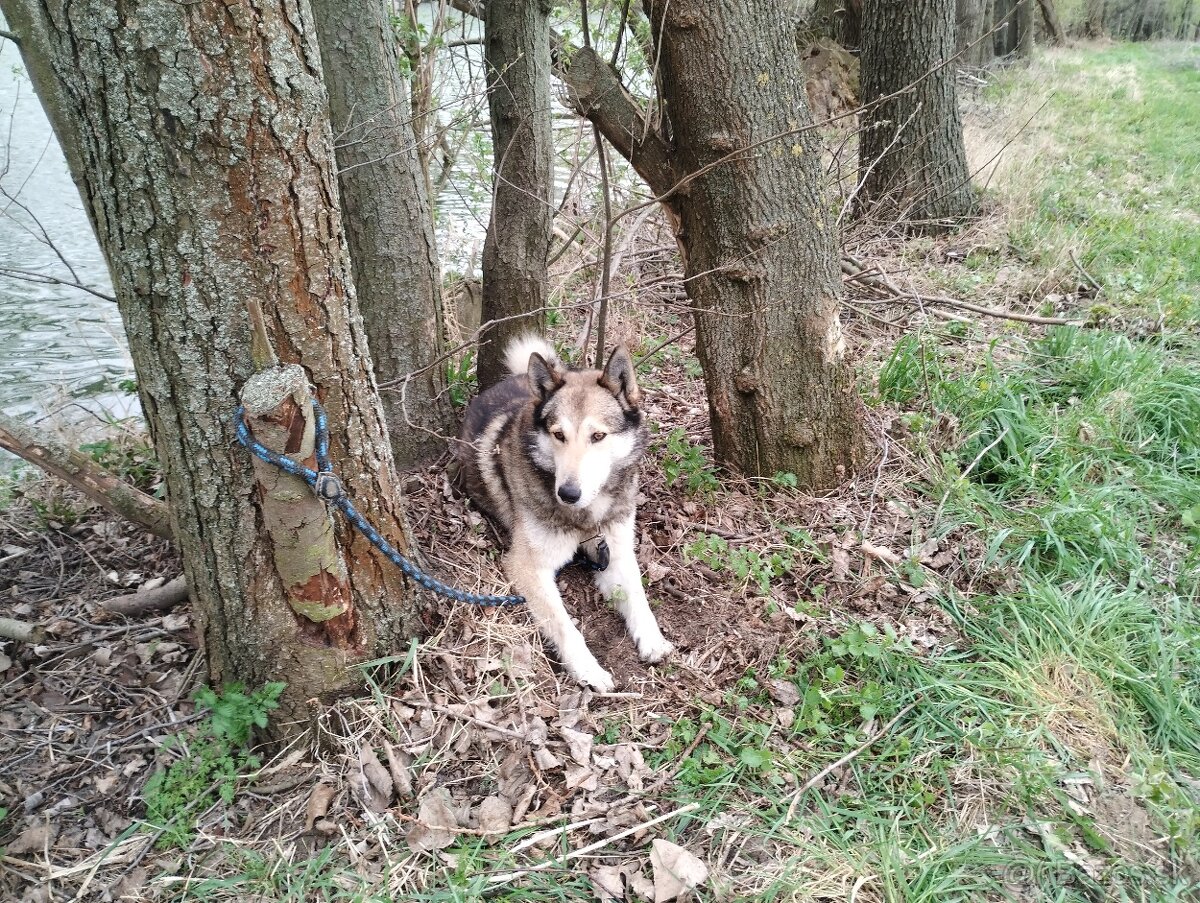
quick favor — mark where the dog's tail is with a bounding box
[503,334,559,377]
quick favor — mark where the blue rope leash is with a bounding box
[233,401,526,608]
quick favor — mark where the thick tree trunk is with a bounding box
[859,0,976,225]
[1037,0,1066,44]
[477,0,554,388]
[956,0,995,68]
[628,1,865,486]
[1,0,420,735]
[312,0,451,465]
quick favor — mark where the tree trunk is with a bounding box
[994,0,1019,53]
[477,0,554,388]
[312,0,451,465]
[1,0,421,736]
[1017,0,1036,56]
[956,0,995,68]
[1085,0,1106,37]
[1037,0,1066,44]
[859,0,977,225]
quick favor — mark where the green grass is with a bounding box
[997,43,1200,326]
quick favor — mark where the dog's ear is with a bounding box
[599,345,641,408]
[527,352,563,399]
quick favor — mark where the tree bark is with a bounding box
[1017,0,1036,56]
[859,0,977,225]
[312,0,451,465]
[1,0,421,736]
[619,1,865,487]
[477,0,555,389]
[956,0,995,68]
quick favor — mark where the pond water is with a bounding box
[0,40,131,428]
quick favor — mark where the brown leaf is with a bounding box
[384,742,413,799]
[565,764,599,792]
[8,821,57,856]
[591,864,644,902]
[476,795,513,837]
[614,744,651,792]
[305,782,337,831]
[561,726,593,766]
[767,678,800,707]
[354,745,393,814]
[650,839,709,902]
[406,787,460,852]
[830,545,851,581]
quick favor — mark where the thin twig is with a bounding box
[486,802,700,885]
[1069,249,1103,297]
[784,702,918,822]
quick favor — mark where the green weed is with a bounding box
[445,349,477,409]
[143,682,285,849]
[659,428,720,496]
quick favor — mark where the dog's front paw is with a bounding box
[574,661,615,693]
[560,641,615,692]
[637,635,675,664]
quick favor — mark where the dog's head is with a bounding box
[525,346,646,509]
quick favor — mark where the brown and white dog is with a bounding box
[453,335,674,691]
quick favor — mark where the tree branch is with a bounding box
[556,45,676,199]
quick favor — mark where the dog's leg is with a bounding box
[505,527,615,692]
[594,515,674,663]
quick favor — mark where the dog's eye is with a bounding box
[591,431,607,443]
[552,430,566,442]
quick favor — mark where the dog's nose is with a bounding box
[557,483,582,504]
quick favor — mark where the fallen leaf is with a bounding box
[650,839,709,902]
[558,691,587,729]
[767,678,800,707]
[384,742,413,798]
[354,745,393,814]
[830,545,850,581]
[407,787,460,852]
[565,764,599,792]
[561,726,593,766]
[305,782,337,831]
[8,822,57,856]
[534,747,562,770]
[476,795,513,837]
[591,863,627,902]
[615,744,651,791]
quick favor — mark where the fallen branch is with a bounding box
[101,576,189,616]
[0,412,174,540]
[0,617,46,644]
[784,702,918,821]
[841,257,1084,327]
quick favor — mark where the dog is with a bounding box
[453,335,674,691]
